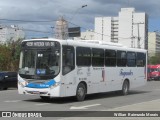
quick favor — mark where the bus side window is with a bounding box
[127,52,136,67]
[137,52,146,67]
[117,51,127,67]
[62,45,75,75]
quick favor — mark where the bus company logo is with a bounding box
[119,69,133,78]
[2,112,11,117]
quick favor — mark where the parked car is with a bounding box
[148,65,160,80]
[147,65,154,81]
[0,71,17,90]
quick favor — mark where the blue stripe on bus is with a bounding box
[26,79,56,88]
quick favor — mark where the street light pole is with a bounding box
[70,5,87,21]
[133,22,144,48]
[51,26,54,37]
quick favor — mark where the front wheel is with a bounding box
[121,80,129,95]
[76,83,86,101]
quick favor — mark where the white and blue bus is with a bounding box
[18,38,147,101]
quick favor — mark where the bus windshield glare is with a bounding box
[19,41,60,80]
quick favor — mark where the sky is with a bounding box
[0,0,159,38]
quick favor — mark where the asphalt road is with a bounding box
[0,81,160,119]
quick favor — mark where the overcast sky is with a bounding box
[0,0,159,38]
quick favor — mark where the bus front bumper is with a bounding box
[18,85,61,97]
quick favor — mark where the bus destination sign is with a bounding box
[25,41,55,47]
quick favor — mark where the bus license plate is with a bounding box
[32,91,40,94]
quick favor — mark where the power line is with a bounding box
[5,26,52,34]
[22,28,52,34]
[1,18,159,47]
[67,21,132,40]
[0,18,56,23]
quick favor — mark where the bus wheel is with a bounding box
[76,83,86,101]
[121,80,129,95]
[40,96,51,101]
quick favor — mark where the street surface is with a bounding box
[0,81,160,120]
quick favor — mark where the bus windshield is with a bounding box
[19,42,60,80]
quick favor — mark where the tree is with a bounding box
[148,55,160,65]
[0,38,22,71]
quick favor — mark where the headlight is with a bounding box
[50,82,60,89]
[18,79,28,88]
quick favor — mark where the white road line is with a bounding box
[70,104,101,110]
[35,103,51,106]
[4,100,21,103]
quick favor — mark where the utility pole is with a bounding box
[102,17,104,41]
[131,36,135,48]
[50,26,54,37]
[70,5,87,21]
[133,22,144,48]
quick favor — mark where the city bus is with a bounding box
[18,38,147,101]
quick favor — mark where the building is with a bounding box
[54,17,68,40]
[0,25,25,44]
[95,17,118,43]
[95,8,148,49]
[148,32,160,57]
[74,30,94,40]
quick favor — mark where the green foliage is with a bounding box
[0,39,22,71]
[148,55,160,65]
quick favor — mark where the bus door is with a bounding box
[62,45,76,96]
[91,48,105,93]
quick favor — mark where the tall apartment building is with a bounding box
[148,32,160,57]
[0,25,25,44]
[95,8,148,49]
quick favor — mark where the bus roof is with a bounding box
[22,38,147,53]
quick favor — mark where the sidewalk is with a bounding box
[59,99,160,120]
[106,99,160,111]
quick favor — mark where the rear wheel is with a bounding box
[76,83,86,101]
[121,80,129,95]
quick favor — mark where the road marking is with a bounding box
[70,104,101,110]
[102,99,160,111]
[4,100,21,103]
[36,103,51,106]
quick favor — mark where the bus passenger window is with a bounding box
[137,53,146,67]
[127,52,136,67]
[92,48,104,67]
[62,46,75,75]
[117,51,126,67]
[76,47,91,66]
[105,50,116,66]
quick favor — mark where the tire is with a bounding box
[121,80,129,95]
[40,96,51,101]
[76,83,86,101]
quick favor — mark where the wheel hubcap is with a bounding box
[124,84,128,93]
[78,87,84,97]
